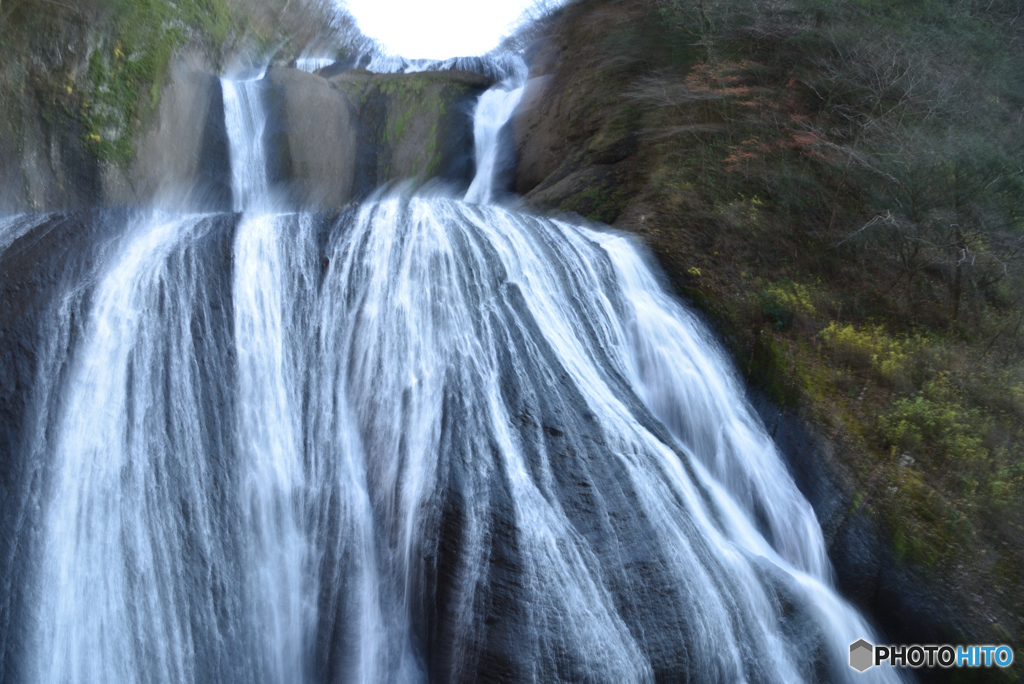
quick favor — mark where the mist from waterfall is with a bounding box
[3,55,909,684]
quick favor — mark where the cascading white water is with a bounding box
[233,212,308,682]
[221,76,270,211]
[295,56,336,73]
[464,75,525,204]
[32,213,235,684]
[18,55,907,684]
[362,53,529,82]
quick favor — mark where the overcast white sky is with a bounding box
[343,0,539,59]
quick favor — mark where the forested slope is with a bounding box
[512,0,1024,677]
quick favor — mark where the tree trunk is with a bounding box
[950,227,966,323]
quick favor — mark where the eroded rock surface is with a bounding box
[264,66,359,210]
[329,69,492,196]
[118,64,232,212]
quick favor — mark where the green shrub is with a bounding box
[821,322,925,389]
[989,456,1024,510]
[881,378,991,463]
[760,280,816,330]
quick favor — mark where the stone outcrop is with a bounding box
[328,69,492,197]
[510,6,641,223]
[510,74,558,193]
[0,13,99,213]
[0,54,231,213]
[112,63,232,212]
[264,66,359,210]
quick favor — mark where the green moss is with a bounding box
[423,123,439,176]
[374,79,464,179]
[80,0,233,164]
[389,98,415,146]
[748,331,800,406]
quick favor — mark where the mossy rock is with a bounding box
[329,69,493,196]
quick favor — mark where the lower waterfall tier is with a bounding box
[0,199,899,683]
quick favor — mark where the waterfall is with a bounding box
[464,72,525,204]
[221,76,269,211]
[295,56,337,73]
[2,53,906,684]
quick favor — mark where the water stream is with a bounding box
[6,60,907,684]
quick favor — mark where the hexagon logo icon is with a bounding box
[850,639,874,672]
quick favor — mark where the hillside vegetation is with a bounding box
[514,0,1024,673]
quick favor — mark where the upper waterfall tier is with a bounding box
[2,62,497,213]
[217,66,494,212]
[222,77,271,211]
[464,78,525,204]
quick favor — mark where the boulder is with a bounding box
[328,69,492,196]
[115,63,232,211]
[264,67,358,210]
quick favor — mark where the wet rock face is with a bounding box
[328,69,493,197]
[264,67,359,210]
[748,390,964,679]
